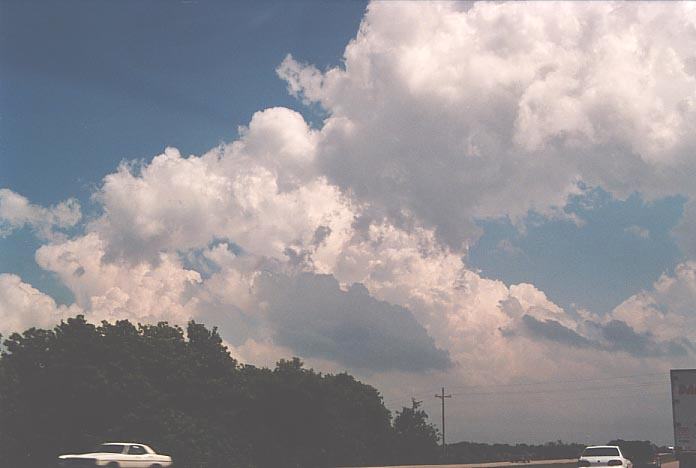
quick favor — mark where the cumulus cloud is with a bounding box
[595,319,693,357]
[35,233,202,325]
[513,313,692,358]
[11,115,568,376]
[23,111,454,371]
[610,261,696,345]
[0,273,81,337]
[500,259,696,360]
[0,188,81,239]
[90,110,349,264]
[278,1,696,248]
[10,108,695,377]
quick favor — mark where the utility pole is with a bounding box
[435,387,452,457]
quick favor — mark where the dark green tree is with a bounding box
[391,398,440,464]
[607,439,658,466]
[0,316,405,468]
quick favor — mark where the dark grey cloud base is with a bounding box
[516,314,694,358]
[257,272,452,372]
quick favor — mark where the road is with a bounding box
[353,460,679,468]
[350,459,576,468]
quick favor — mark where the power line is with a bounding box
[449,391,672,426]
[449,389,670,406]
[410,390,669,411]
[407,372,668,398]
[444,372,668,391]
[451,380,667,397]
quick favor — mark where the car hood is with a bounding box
[59,451,171,461]
[59,452,110,459]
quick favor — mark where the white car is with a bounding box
[579,445,634,468]
[58,442,172,468]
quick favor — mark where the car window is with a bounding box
[128,445,147,455]
[583,447,620,457]
[97,444,125,454]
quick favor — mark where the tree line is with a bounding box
[445,440,586,463]
[0,316,440,468]
[444,438,663,465]
[0,316,665,467]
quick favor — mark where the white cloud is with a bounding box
[278,1,696,248]
[0,273,81,337]
[90,110,352,264]
[35,233,202,325]
[611,261,696,346]
[0,188,81,239]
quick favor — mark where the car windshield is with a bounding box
[583,447,620,457]
[96,444,125,454]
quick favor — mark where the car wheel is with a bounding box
[150,465,162,468]
[106,463,120,468]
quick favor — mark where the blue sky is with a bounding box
[0,0,365,205]
[0,0,366,301]
[469,189,686,313]
[2,1,695,444]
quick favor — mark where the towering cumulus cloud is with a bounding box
[279,1,696,247]
[3,1,696,441]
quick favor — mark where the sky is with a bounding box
[2,0,696,445]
